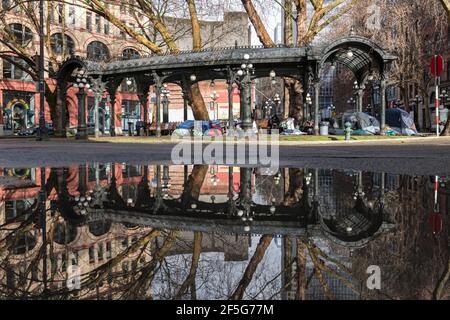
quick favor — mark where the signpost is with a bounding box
[430,55,444,136]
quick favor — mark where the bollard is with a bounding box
[344,122,353,141]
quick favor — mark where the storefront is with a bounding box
[1,90,35,134]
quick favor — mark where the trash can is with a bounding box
[135,121,145,136]
[319,122,329,136]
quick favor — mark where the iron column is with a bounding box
[37,0,48,141]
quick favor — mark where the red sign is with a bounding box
[430,55,444,77]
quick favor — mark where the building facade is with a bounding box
[0,1,250,136]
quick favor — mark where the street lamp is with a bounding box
[347,97,356,111]
[235,54,255,131]
[210,166,220,186]
[305,93,312,120]
[162,165,171,199]
[210,89,220,120]
[274,93,281,114]
[161,84,170,123]
[72,69,91,139]
[264,99,273,118]
[411,95,423,128]
[439,90,449,109]
[37,0,48,141]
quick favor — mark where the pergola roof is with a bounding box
[319,36,397,82]
[56,35,396,89]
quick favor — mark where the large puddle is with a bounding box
[0,164,448,300]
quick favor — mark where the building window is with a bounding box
[120,0,126,14]
[89,247,95,264]
[98,243,104,261]
[86,12,92,31]
[69,6,76,26]
[106,241,112,259]
[2,56,32,80]
[2,0,11,10]
[60,252,66,272]
[104,21,110,35]
[120,237,128,249]
[7,24,33,47]
[122,48,140,60]
[95,14,101,33]
[71,251,79,266]
[56,4,63,24]
[86,41,110,61]
[50,33,75,56]
[88,220,111,237]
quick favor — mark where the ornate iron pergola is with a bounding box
[56,36,396,138]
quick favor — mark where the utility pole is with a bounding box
[37,0,49,141]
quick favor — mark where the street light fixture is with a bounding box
[440,90,449,109]
[161,84,170,123]
[210,90,220,120]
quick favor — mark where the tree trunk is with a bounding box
[190,84,210,120]
[241,0,275,46]
[44,83,58,134]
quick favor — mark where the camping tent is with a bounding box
[342,112,380,135]
[385,108,418,136]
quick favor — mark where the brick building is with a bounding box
[0,1,250,136]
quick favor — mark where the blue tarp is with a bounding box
[177,120,222,133]
[385,108,418,135]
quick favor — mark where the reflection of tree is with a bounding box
[230,235,273,300]
[174,231,202,300]
[181,165,208,207]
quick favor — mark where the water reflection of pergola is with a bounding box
[52,167,395,249]
[56,36,396,137]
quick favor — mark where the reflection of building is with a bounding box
[0,2,250,136]
[0,164,252,299]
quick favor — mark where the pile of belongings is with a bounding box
[340,112,381,135]
[385,108,419,136]
[173,120,223,137]
[279,117,306,135]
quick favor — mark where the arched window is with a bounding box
[86,41,110,61]
[2,56,32,81]
[50,33,75,55]
[8,23,33,47]
[88,220,111,237]
[12,232,37,255]
[53,223,78,245]
[122,48,140,60]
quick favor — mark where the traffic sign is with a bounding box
[430,55,444,77]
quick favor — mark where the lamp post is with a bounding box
[210,165,220,186]
[72,70,91,140]
[161,84,170,123]
[347,97,356,112]
[236,54,255,132]
[274,93,281,115]
[91,78,107,138]
[411,94,423,129]
[37,0,48,141]
[210,89,220,120]
[305,93,312,121]
[162,165,171,199]
[264,100,273,118]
